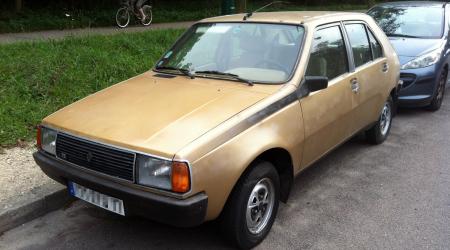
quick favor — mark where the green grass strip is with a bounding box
[0,29,185,146]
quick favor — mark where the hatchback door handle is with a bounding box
[382,62,389,73]
[351,78,359,93]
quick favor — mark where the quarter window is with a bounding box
[306,26,349,80]
[368,29,383,59]
[345,24,372,67]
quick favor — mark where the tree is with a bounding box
[236,0,247,13]
[15,0,22,12]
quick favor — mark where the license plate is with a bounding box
[68,182,125,216]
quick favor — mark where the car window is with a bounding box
[367,29,383,59]
[345,24,372,68]
[156,23,305,83]
[305,25,349,80]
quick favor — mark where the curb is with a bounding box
[0,183,74,233]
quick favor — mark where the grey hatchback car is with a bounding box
[368,1,449,110]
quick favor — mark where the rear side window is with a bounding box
[367,29,383,59]
[306,26,349,80]
[345,24,372,67]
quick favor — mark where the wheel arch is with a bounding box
[229,147,295,204]
[390,86,399,115]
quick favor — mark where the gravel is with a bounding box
[0,144,58,210]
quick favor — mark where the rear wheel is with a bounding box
[366,96,393,145]
[116,7,130,28]
[141,5,153,26]
[220,162,280,249]
[427,69,447,111]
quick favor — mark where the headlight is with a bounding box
[136,154,190,193]
[401,49,441,70]
[39,126,57,155]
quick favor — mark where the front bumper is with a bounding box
[33,151,207,227]
[398,65,440,107]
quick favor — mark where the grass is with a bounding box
[0,28,185,146]
[0,3,368,33]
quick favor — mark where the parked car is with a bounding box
[368,1,449,110]
[34,11,400,249]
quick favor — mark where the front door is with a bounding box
[300,23,357,168]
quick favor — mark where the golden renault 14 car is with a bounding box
[34,11,400,249]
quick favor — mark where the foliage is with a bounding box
[0,1,368,33]
[0,29,184,146]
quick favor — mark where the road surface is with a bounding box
[0,21,193,44]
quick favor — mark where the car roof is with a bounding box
[373,1,446,8]
[199,11,369,25]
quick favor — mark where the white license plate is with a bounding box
[68,182,125,216]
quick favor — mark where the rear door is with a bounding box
[300,23,357,167]
[343,22,389,133]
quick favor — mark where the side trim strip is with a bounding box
[189,90,300,160]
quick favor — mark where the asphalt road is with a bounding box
[0,21,194,44]
[1,93,449,250]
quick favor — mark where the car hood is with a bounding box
[43,72,274,158]
[389,37,442,58]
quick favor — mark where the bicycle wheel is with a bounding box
[116,7,130,28]
[141,5,153,26]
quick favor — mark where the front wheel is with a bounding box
[426,69,447,111]
[141,5,153,26]
[366,96,393,145]
[116,7,130,28]
[220,162,280,249]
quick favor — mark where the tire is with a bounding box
[366,96,393,145]
[220,161,280,249]
[141,5,153,26]
[426,69,447,111]
[116,7,130,28]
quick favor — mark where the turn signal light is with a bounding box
[36,125,42,149]
[171,162,190,193]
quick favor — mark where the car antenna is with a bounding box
[243,1,291,20]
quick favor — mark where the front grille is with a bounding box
[56,133,135,181]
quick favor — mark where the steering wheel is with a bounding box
[254,59,289,74]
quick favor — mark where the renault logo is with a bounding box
[86,152,94,162]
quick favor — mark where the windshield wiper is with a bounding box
[155,66,195,79]
[194,70,254,86]
[386,33,421,39]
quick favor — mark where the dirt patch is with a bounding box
[0,144,57,209]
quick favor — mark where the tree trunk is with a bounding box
[236,0,247,13]
[15,0,23,12]
[367,0,375,8]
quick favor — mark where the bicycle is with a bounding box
[116,0,153,28]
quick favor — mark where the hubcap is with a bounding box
[380,102,391,136]
[246,178,275,234]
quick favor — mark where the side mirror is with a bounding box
[305,76,328,92]
[297,76,329,98]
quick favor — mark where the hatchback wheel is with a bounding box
[427,70,447,111]
[366,96,393,144]
[220,161,280,249]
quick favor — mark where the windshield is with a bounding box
[155,23,305,83]
[368,5,444,38]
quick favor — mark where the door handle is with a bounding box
[351,78,359,93]
[382,62,389,73]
